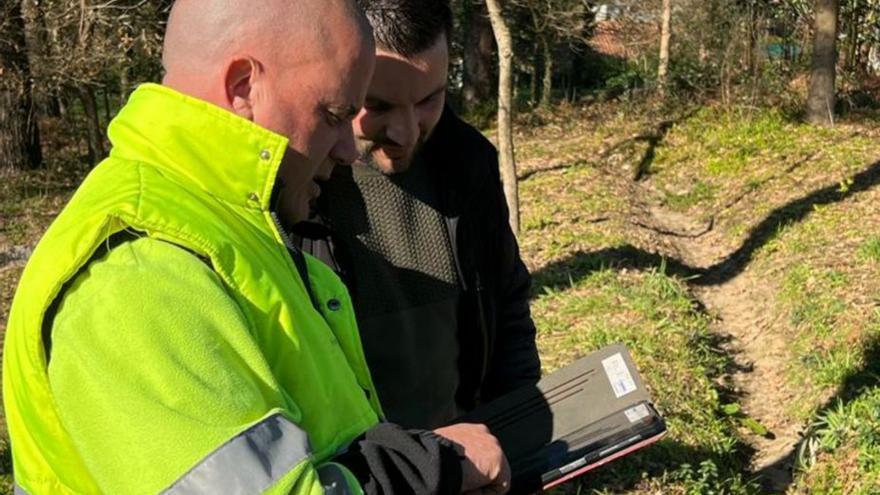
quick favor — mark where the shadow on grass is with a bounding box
[531,159,880,493]
[532,159,880,291]
[755,335,880,492]
[518,109,699,183]
[557,437,757,493]
[532,246,699,294]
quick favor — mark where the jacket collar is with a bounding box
[107,83,288,211]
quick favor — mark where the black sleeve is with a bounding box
[333,422,463,495]
[480,149,542,402]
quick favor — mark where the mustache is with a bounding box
[365,136,401,155]
[360,134,427,157]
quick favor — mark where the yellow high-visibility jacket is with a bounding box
[3,84,383,494]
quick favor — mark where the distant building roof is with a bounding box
[589,13,658,60]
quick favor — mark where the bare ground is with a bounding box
[648,205,802,493]
[603,163,806,492]
[519,117,810,491]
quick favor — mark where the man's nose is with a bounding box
[329,125,359,166]
[386,107,418,148]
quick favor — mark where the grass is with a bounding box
[515,99,880,493]
[648,104,880,251]
[517,108,759,492]
[756,195,880,414]
[532,268,758,494]
[754,199,880,493]
[792,387,880,494]
[637,103,880,493]
[663,181,717,210]
[858,236,880,263]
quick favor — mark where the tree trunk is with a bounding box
[807,0,839,125]
[870,44,880,76]
[530,57,538,104]
[746,3,761,77]
[0,0,43,169]
[462,0,495,113]
[120,64,130,107]
[540,36,553,108]
[21,0,57,117]
[484,0,519,235]
[658,0,672,97]
[79,86,105,164]
[102,89,112,125]
[845,3,860,72]
[570,54,583,103]
[746,20,754,74]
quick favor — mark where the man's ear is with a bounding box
[225,57,261,121]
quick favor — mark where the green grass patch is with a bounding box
[533,268,757,494]
[518,99,880,491]
[794,386,880,494]
[663,182,717,211]
[780,263,873,409]
[857,236,880,263]
[745,171,880,490]
[653,107,797,178]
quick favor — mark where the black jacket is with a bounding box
[423,107,541,408]
[296,107,541,494]
[302,106,541,410]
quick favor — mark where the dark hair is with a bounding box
[356,0,452,57]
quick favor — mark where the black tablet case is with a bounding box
[458,343,664,492]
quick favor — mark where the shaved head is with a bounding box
[162,0,371,105]
[160,0,376,224]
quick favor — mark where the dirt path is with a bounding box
[644,205,802,493]
[543,131,809,491]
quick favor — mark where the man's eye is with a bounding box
[419,92,443,107]
[325,112,344,127]
[365,102,391,113]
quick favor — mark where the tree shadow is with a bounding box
[517,109,697,183]
[632,116,687,182]
[694,158,880,286]
[554,437,757,494]
[532,159,880,291]
[532,245,701,295]
[530,158,880,493]
[754,335,880,493]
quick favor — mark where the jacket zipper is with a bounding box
[474,271,490,396]
[445,216,490,403]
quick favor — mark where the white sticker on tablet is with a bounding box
[624,403,650,423]
[602,352,637,398]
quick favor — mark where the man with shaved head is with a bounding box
[3,1,507,493]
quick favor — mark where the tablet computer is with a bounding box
[458,344,666,493]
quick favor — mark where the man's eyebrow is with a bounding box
[364,95,391,106]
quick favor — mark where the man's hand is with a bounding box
[434,423,511,494]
